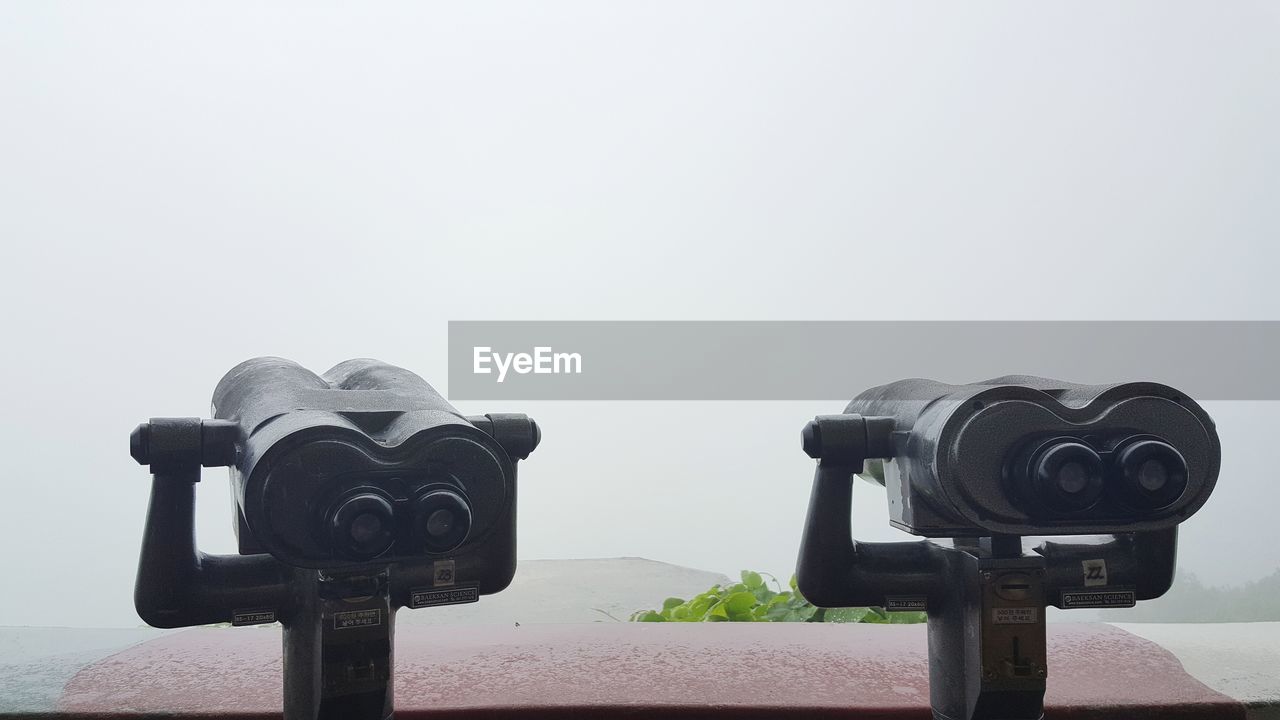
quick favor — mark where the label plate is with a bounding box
[992,607,1039,624]
[885,596,927,612]
[433,560,457,587]
[232,608,276,626]
[1082,559,1108,587]
[1060,589,1137,609]
[333,608,382,630]
[410,586,480,609]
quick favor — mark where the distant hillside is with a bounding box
[1099,567,1280,622]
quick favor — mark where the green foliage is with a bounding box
[629,571,927,624]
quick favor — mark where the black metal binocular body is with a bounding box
[797,376,1220,720]
[841,375,1219,537]
[212,357,536,576]
[130,358,538,720]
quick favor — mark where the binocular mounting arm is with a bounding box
[796,414,948,606]
[797,460,949,606]
[131,417,291,629]
[1036,527,1178,604]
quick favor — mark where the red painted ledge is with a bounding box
[56,622,1243,719]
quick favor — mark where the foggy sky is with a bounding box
[1,1,1277,627]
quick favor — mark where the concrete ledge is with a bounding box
[1,558,1276,718]
[1114,622,1280,720]
[43,623,1256,719]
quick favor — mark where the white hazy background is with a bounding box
[1,2,1277,627]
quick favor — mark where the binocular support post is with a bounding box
[284,568,395,719]
[130,418,406,720]
[797,415,1179,720]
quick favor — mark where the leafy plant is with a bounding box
[630,571,926,624]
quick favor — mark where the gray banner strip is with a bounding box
[447,321,1279,401]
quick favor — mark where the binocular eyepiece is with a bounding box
[323,484,479,565]
[833,375,1219,537]
[208,357,537,571]
[1011,435,1189,516]
[326,487,472,561]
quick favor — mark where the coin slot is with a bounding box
[993,573,1034,601]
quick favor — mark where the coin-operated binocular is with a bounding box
[797,376,1220,720]
[129,358,539,720]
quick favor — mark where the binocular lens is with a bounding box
[1138,460,1168,491]
[1029,441,1105,513]
[417,490,472,553]
[1116,440,1188,510]
[349,512,386,544]
[1056,461,1090,494]
[426,508,457,537]
[330,493,396,560]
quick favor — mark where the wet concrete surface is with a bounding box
[53,623,1248,719]
[0,627,172,714]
